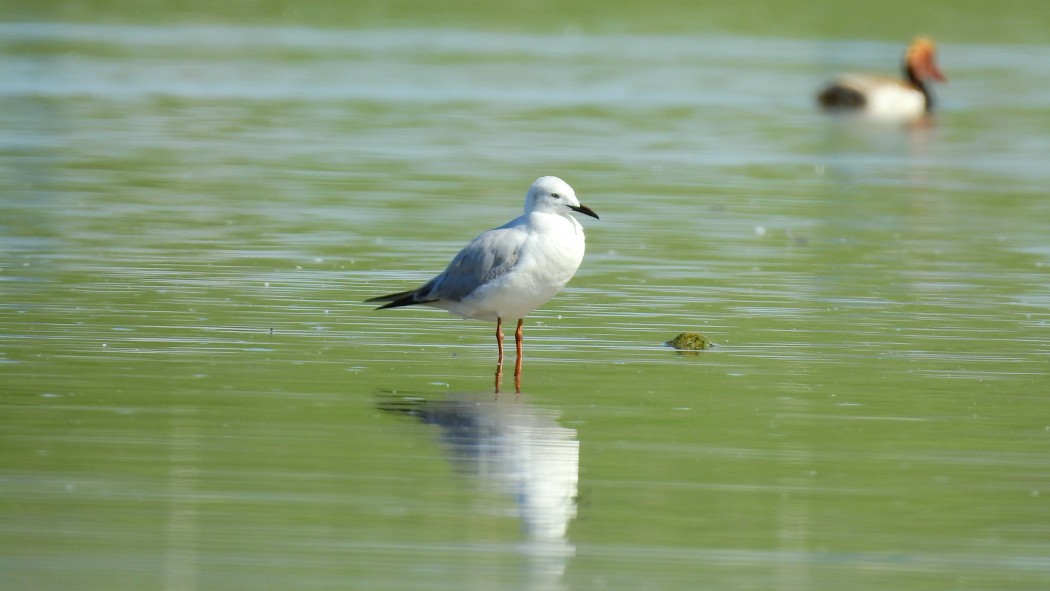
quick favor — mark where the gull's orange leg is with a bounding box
[494,317,504,393]
[514,318,524,393]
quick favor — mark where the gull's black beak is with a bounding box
[570,204,599,220]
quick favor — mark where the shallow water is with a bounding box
[3,16,1050,591]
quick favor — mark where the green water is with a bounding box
[3,6,1050,590]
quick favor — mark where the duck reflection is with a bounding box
[378,394,579,588]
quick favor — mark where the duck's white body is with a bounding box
[831,74,928,119]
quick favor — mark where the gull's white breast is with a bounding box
[449,212,586,321]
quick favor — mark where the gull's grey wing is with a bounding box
[425,226,526,302]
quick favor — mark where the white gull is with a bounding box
[366,176,599,391]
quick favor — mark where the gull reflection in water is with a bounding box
[378,394,579,589]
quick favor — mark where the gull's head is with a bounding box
[524,176,599,220]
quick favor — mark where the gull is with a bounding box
[366,176,599,391]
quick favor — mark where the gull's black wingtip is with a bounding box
[373,298,410,310]
[365,290,435,310]
[365,289,411,308]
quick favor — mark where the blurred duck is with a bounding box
[817,37,947,119]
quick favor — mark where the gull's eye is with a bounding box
[551,192,561,200]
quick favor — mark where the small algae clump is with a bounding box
[665,332,714,352]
